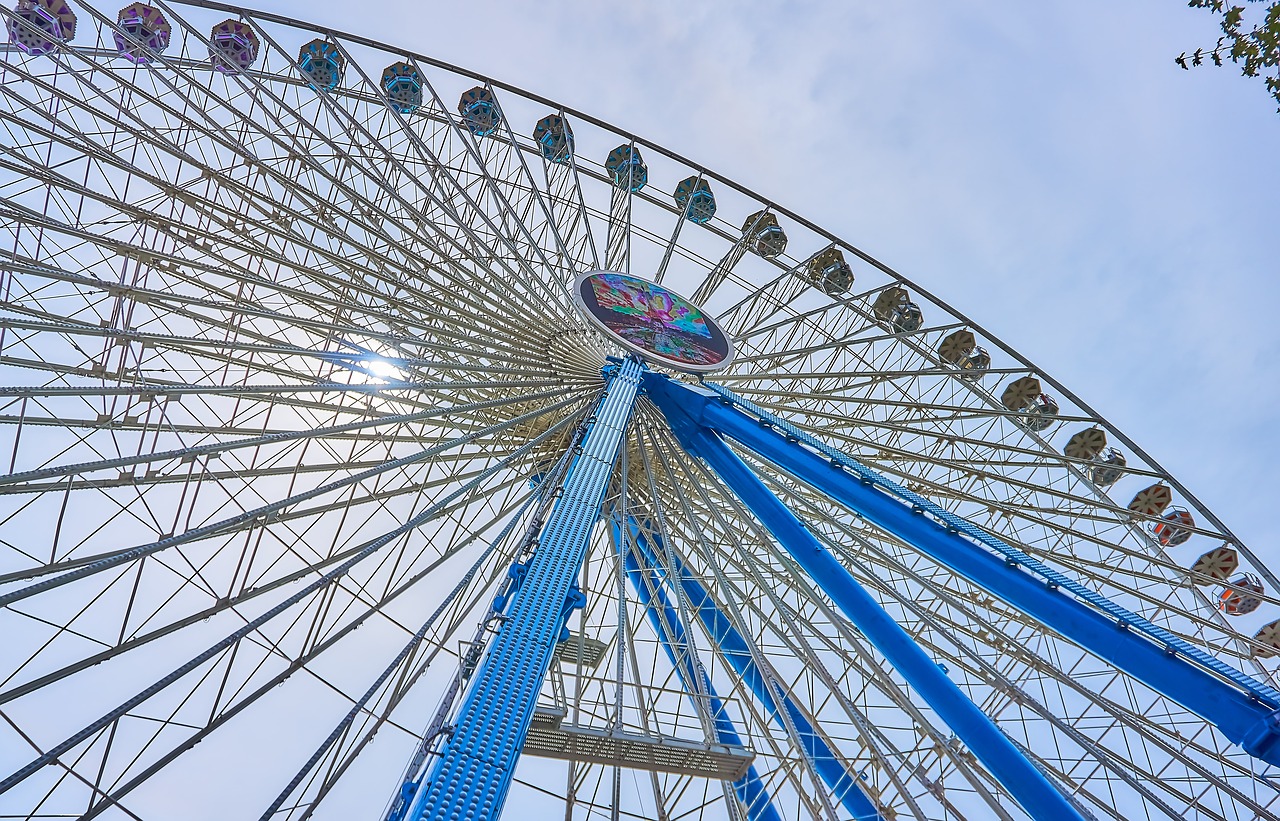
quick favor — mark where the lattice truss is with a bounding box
[0,3,1276,820]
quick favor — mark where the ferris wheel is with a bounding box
[1,2,1279,819]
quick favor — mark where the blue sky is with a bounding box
[273,0,1280,569]
[3,4,1277,817]
[121,4,1280,814]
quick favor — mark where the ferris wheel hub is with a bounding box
[572,271,734,373]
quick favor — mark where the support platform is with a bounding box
[551,634,609,668]
[523,722,756,781]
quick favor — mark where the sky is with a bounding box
[261,0,1280,570]
[142,3,1280,813]
[3,3,1278,818]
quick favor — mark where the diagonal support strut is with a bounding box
[645,373,1088,821]
[408,358,644,820]
[614,517,785,821]
[650,375,1280,767]
[621,516,884,820]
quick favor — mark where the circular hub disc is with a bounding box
[572,270,734,373]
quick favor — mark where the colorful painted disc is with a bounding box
[573,271,734,373]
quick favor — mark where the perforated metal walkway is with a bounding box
[524,722,755,781]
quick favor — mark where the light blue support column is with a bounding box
[650,374,1280,768]
[410,359,644,821]
[612,520,784,821]
[621,517,882,821]
[645,375,1087,821]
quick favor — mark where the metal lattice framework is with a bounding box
[1,2,1278,820]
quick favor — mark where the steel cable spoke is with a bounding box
[0,393,585,606]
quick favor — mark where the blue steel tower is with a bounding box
[385,275,1280,821]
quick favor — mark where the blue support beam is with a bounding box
[620,517,883,820]
[646,375,1280,768]
[645,374,1087,821]
[612,520,784,821]
[409,359,644,821]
